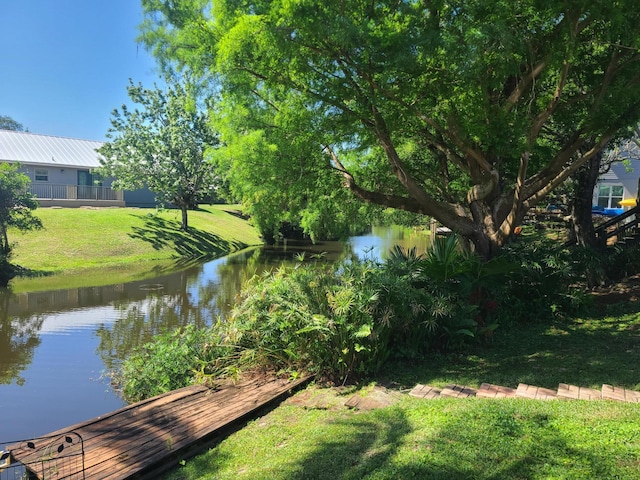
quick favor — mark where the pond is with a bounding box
[0,226,430,441]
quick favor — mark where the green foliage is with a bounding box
[497,238,594,322]
[119,324,237,403]
[0,115,25,132]
[0,162,42,285]
[228,236,516,381]
[140,0,640,257]
[98,75,219,230]
[231,259,383,382]
[0,163,42,252]
[120,244,511,395]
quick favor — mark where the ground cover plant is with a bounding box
[8,204,261,292]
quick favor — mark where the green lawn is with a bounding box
[9,205,262,292]
[164,305,640,479]
[169,398,639,480]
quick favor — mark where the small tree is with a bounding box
[0,115,26,132]
[0,163,42,255]
[98,77,219,231]
[0,163,43,286]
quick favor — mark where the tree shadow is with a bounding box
[0,262,53,288]
[290,408,412,479]
[380,308,640,392]
[128,213,248,259]
[395,400,626,479]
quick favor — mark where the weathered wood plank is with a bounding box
[9,376,310,480]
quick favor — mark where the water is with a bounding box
[0,226,429,441]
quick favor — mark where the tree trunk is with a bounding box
[0,224,9,254]
[570,149,604,250]
[180,206,189,231]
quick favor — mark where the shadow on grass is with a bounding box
[293,409,412,479]
[178,400,632,479]
[129,213,248,259]
[0,262,53,289]
[381,305,640,392]
[401,400,629,479]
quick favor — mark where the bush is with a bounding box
[119,324,238,402]
[119,234,602,399]
[496,237,593,322]
[231,258,383,382]
[230,237,514,382]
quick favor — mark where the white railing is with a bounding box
[30,183,124,201]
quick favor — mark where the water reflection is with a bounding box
[0,226,429,440]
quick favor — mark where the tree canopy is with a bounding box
[99,77,219,231]
[0,115,26,132]
[0,162,42,285]
[140,0,640,257]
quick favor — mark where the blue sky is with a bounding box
[1,1,162,141]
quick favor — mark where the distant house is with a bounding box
[0,130,155,207]
[594,141,640,212]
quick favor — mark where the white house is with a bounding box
[0,130,155,207]
[593,141,640,212]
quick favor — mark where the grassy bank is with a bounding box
[164,305,640,479]
[9,205,262,292]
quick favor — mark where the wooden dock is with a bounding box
[5,376,310,479]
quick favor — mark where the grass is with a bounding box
[8,204,262,292]
[163,304,640,479]
[168,399,639,480]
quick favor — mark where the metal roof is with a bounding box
[0,130,104,168]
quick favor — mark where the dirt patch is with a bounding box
[590,273,640,306]
[285,385,402,411]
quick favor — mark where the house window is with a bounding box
[597,184,624,208]
[34,169,49,182]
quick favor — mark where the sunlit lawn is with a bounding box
[164,305,640,479]
[9,204,262,292]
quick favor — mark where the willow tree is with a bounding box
[140,0,640,258]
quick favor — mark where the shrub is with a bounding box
[231,238,514,382]
[119,234,604,400]
[231,258,383,383]
[497,237,593,322]
[119,324,237,402]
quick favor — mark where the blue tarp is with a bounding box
[592,206,625,216]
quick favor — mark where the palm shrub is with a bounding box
[231,258,384,382]
[603,243,640,281]
[231,239,513,382]
[497,237,592,321]
[381,237,514,352]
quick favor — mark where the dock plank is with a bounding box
[8,376,310,480]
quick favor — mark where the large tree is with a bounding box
[140,0,640,257]
[99,77,219,231]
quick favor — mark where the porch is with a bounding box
[29,182,125,207]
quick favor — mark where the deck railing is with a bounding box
[29,183,123,201]
[1,431,85,479]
